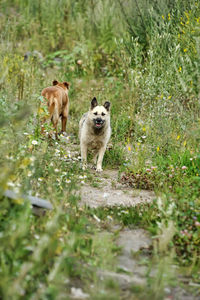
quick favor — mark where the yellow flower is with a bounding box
[183,48,187,52]
[178,67,182,72]
[137,142,141,146]
[13,197,24,205]
[162,15,165,20]
[183,141,187,147]
[157,146,160,152]
[168,95,172,100]
[176,135,180,140]
[168,13,170,20]
[142,127,146,132]
[127,146,131,151]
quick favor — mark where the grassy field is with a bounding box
[0,0,200,299]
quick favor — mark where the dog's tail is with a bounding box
[48,96,59,124]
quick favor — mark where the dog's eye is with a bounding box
[94,112,98,116]
[101,112,105,116]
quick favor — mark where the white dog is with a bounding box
[79,97,111,172]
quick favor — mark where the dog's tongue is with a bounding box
[96,124,101,127]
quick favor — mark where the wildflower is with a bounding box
[32,140,38,145]
[195,221,200,227]
[81,180,85,184]
[65,179,71,183]
[77,59,83,65]
[141,135,146,139]
[151,166,157,170]
[23,132,29,135]
[93,214,101,222]
[168,13,170,20]
[183,48,187,52]
[127,146,131,151]
[55,169,59,173]
[7,181,15,187]
[30,156,35,162]
[162,15,165,20]
[157,146,160,152]
[142,127,146,131]
[27,171,32,177]
[176,135,180,140]
[182,166,187,170]
[178,67,182,72]
[183,141,187,146]
[167,95,172,100]
[146,168,151,172]
[38,178,43,182]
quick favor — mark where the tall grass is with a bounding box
[0,0,200,298]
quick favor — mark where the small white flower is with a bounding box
[38,177,43,182]
[65,179,71,183]
[81,180,85,184]
[93,214,101,222]
[27,171,32,177]
[30,156,35,162]
[32,140,38,145]
[141,135,146,139]
[23,132,28,135]
[55,149,60,153]
[55,169,59,173]
[50,162,54,166]
[7,181,15,187]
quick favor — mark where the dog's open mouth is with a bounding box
[94,119,104,128]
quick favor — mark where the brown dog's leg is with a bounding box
[53,121,58,140]
[61,116,67,133]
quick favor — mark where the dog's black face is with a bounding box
[90,97,110,130]
[93,116,105,129]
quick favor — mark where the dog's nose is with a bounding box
[96,118,102,123]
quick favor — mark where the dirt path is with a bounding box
[64,137,197,299]
[80,169,155,208]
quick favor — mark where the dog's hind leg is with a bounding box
[61,116,67,134]
[92,151,98,168]
[96,146,106,172]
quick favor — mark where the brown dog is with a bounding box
[41,80,70,139]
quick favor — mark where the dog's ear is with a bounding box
[53,80,58,86]
[103,101,110,111]
[63,81,70,89]
[91,97,98,109]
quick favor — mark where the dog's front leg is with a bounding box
[81,142,87,170]
[96,146,106,172]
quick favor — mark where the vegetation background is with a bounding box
[0,0,199,299]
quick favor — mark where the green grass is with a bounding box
[0,0,200,299]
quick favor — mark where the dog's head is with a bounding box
[53,80,70,90]
[89,97,110,129]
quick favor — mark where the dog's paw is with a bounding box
[96,167,103,172]
[82,163,87,170]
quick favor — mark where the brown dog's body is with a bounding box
[41,80,70,138]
